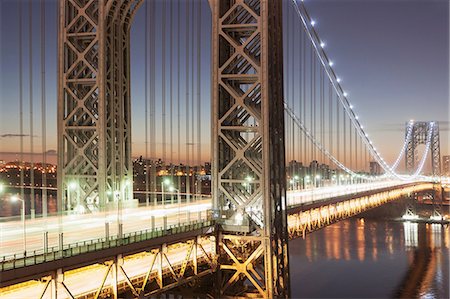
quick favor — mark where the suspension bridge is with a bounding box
[0,0,446,298]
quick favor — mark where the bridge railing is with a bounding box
[0,217,213,272]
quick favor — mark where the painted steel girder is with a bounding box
[34,238,215,299]
[211,0,289,298]
[58,0,142,211]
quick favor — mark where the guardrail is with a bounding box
[0,219,213,272]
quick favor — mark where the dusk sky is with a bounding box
[0,0,448,169]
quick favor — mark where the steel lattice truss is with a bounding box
[59,0,290,297]
[58,0,143,211]
[35,237,215,298]
[211,0,290,297]
[405,121,441,176]
[287,183,435,238]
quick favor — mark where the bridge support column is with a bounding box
[58,0,139,213]
[211,0,290,297]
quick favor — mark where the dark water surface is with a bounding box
[289,218,449,298]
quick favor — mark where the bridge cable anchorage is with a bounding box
[290,0,429,180]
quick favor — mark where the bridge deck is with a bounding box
[0,181,438,297]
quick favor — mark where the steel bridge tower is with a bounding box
[211,0,290,297]
[58,0,141,210]
[57,0,142,212]
[405,121,441,176]
[58,0,289,297]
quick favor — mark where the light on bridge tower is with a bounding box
[58,1,136,213]
[405,121,441,176]
[211,0,290,297]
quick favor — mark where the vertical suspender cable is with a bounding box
[150,0,156,204]
[355,127,358,172]
[285,7,289,164]
[309,44,313,163]
[144,1,149,206]
[41,0,47,216]
[19,2,25,209]
[302,25,306,166]
[311,50,317,162]
[320,69,324,165]
[343,106,346,168]
[177,0,181,163]
[190,1,195,198]
[197,1,202,197]
[328,83,333,168]
[177,0,181,198]
[289,9,296,166]
[349,108,352,171]
[336,92,340,169]
[185,0,190,201]
[190,0,195,169]
[169,0,174,185]
[297,13,302,167]
[162,1,166,163]
[29,0,35,217]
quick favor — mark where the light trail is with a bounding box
[1,180,431,259]
[0,200,211,258]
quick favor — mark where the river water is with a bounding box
[289,215,449,298]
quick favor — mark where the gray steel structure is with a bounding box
[405,121,441,176]
[211,0,290,297]
[58,0,142,211]
[59,0,289,297]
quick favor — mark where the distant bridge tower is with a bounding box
[405,121,441,176]
[211,0,290,297]
[57,1,140,212]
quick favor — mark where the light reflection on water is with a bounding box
[289,218,449,298]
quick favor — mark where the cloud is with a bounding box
[46,150,57,155]
[0,134,30,138]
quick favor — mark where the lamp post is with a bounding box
[169,186,181,224]
[68,181,77,211]
[293,175,299,190]
[245,176,253,193]
[11,195,26,255]
[315,174,321,188]
[305,175,311,189]
[161,178,171,206]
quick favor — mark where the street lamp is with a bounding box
[315,174,321,187]
[293,175,299,190]
[245,176,253,193]
[332,175,337,186]
[0,182,4,194]
[67,181,78,210]
[11,195,26,255]
[305,175,311,188]
[169,186,181,224]
[161,178,171,206]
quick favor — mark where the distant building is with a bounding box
[443,155,450,176]
[370,161,383,175]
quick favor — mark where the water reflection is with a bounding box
[404,222,419,247]
[289,218,449,298]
